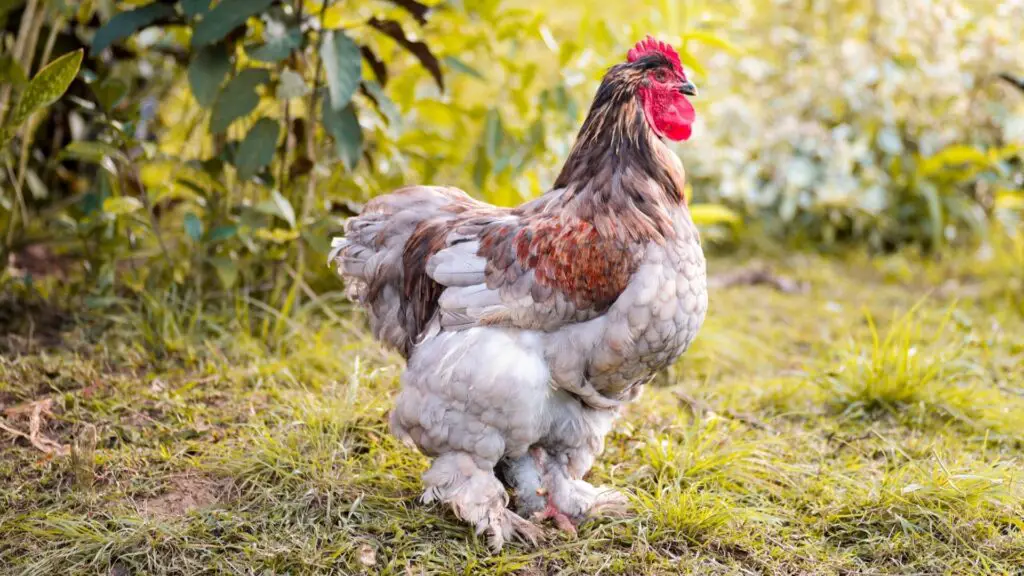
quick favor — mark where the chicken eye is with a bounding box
[653,69,668,82]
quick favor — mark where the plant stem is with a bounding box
[15,6,59,195]
[301,4,330,210]
[133,167,173,270]
[287,0,332,317]
[19,1,47,75]
[39,13,64,68]
[0,0,39,123]
[2,156,28,263]
[277,0,305,189]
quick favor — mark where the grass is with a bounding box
[2,250,1024,575]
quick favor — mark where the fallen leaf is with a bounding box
[1,398,69,456]
[357,543,377,567]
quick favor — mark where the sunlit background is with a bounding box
[4,0,1023,285]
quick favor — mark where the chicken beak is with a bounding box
[679,80,698,96]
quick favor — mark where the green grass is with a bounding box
[2,251,1024,575]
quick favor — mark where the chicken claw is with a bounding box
[532,502,578,535]
[586,486,631,519]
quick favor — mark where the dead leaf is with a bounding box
[1,398,69,456]
[6,244,72,280]
[368,18,443,90]
[357,543,377,567]
[0,419,29,442]
[360,45,389,86]
[28,398,69,456]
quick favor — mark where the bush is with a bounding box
[683,0,1024,249]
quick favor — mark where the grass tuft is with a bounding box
[817,303,961,410]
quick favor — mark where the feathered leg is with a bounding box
[497,451,548,520]
[421,452,543,552]
[528,447,630,531]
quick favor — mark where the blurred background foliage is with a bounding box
[1,0,1022,346]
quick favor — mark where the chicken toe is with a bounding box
[585,485,631,519]
[421,452,542,552]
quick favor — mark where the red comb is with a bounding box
[627,35,684,75]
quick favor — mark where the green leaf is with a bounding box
[209,68,271,134]
[683,30,742,55]
[181,0,210,17]
[254,190,296,228]
[472,144,488,190]
[254,227,299,243]
[677,48,707,78]
[234,117,280,180]
[91,3,176,55]
[689,203,742,230]
[918,183,944,248]
[208,224,238,243]
[321,30,362,111]
[102,196,143,216]
[301,224,332,254]
[2,50,83,146]
[188,43,232,108]
[995,191,1024,211]
[919,145,991,177]
[184,212,203,241]
[191,0,274,48]
[91,77,129,111]
[442,55,484,80]
[322,102,362,171]
[0,55,27,88]
[483,108,502,160]
[276,69,310,100]
[142,159,227,195]
[24,168,46,199]
[59,140,129,165]
[218,140,240,165]
[246,27,302,63]
[363,80,399,127]
[11,49,84,124]
[527,117,544,146]
[209,256,238,288]
[367,18,443,90]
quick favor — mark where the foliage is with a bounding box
[0,0,745,336]
[0,0,448,332]
[0,48,82,146]
[679,0,1024,249]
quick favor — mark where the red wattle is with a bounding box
[641,87,695,142]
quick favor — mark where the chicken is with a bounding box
[329,36,707,551]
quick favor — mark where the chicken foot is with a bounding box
[422,452,543,552]
[501,446,630,535]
